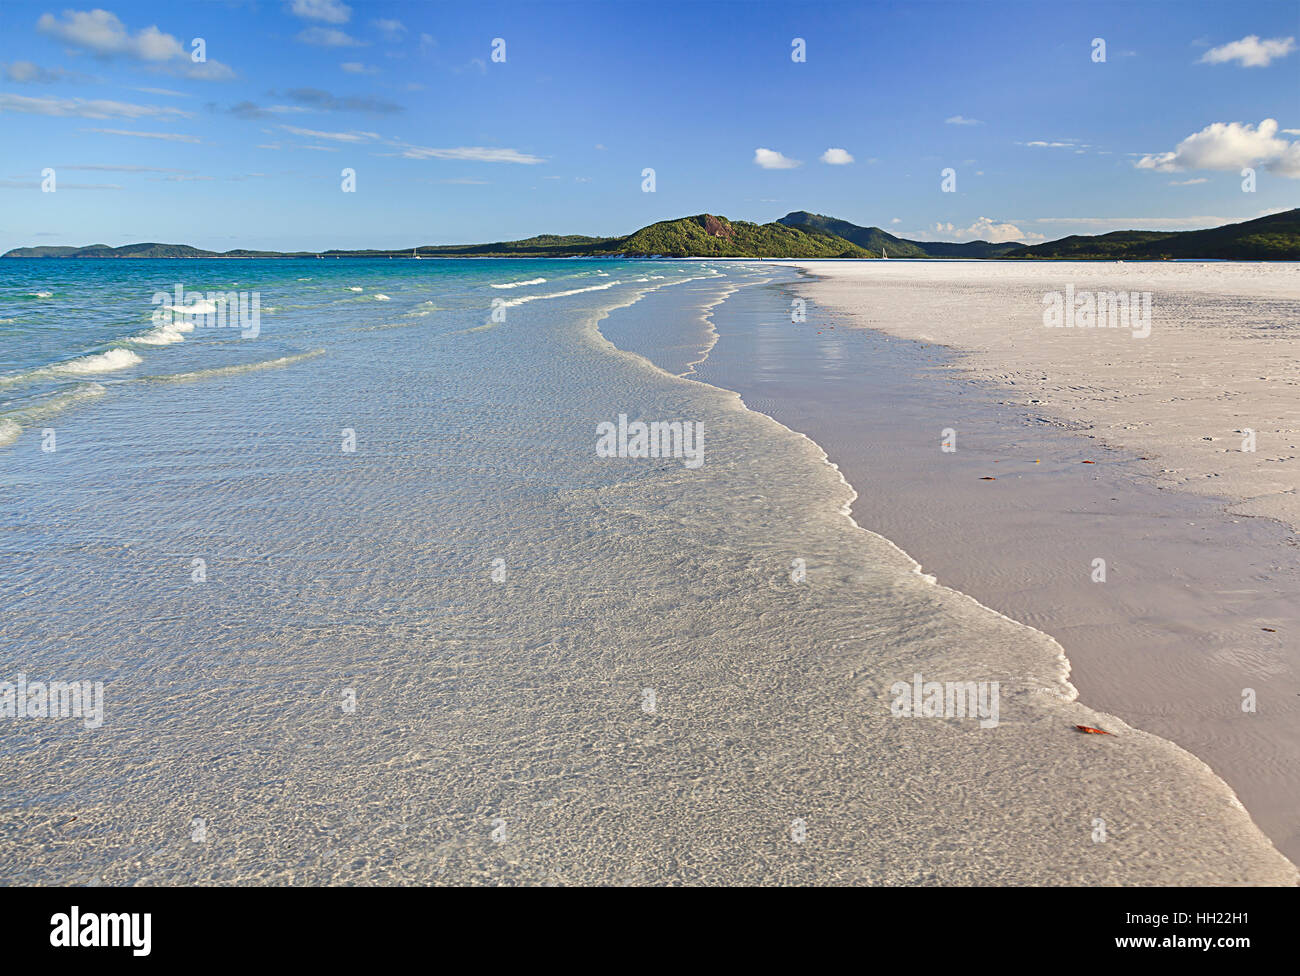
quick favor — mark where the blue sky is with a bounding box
[0,0,1297,251]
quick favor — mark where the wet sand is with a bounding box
[687,263,1300,866]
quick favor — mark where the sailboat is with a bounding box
[881,247,888,259]
[412,248,421,260]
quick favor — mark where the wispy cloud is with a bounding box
[753,148,801,169]
[1199,35,1295,68]
[340,62,378,75]
[1019,139,1087,149]
[57,164,194,173]
[297,27,366,48]
[2,61,80,83]
[0,93,191,120]
[945,115,983,126]
[279,124,379,143]
[85,127,201,143]
[0,178,122,190]
[388,144,546,164]
[282,87,400,114]
[289,0,352,25]
[1034,215,1250,229]
[226,101,313,119]
[372,18,406,42]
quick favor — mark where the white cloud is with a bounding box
[819,147,854,165]
[391,145,546,164]
[372,19,406,41]
[340,62,377,75]
[290,0,352,24]
[36,9,234,79]
[1168,177,1209,185]
[85,127,201,143]
[1136,118,1300,178]
[297,27,365,47]
[279,124,378,142]
[931,217,1039,243]
[753,147,801,169]
[0,92,190,119]
[890,218,900,224]
[1200,35,1295,68]
[38,9,179,60]
[3,61,71,83]
[945,115,983,125]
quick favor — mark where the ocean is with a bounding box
[0,257,1292,884]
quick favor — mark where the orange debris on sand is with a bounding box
[1075,724,1114,735]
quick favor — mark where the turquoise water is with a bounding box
[0,258,1293,884]
[0,257,685,445]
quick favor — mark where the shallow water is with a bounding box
[0,258,1293,884]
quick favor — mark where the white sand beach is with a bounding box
[750,260,1300,862]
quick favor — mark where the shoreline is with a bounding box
[686,262,1298,866]
[598,267,1298,881]
[3,260,1297,884]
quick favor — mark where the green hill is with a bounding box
[411,234,615,258]
[777,211,929,257]
[611,214,868,257]
[1,244,90,257]
[1005,209,1300,260]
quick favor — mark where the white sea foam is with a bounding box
[347,287,364,292]
[131,325,187,346]
[0,382,107,446]
[29,291,53,299]
[496,280,622,309]
[50,348,142,375]
[144,349,325,383]
[374,294,391,301]
[164,297,226,317]
[132,315,197,346]
[490,277,548,289]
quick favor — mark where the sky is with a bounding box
[0,0,1297,252]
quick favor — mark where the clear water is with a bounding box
[0,258,1293,885]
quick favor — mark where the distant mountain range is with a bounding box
[776,212,1025,258]
[6,209,1297,260]
[1003,208,1300,260]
